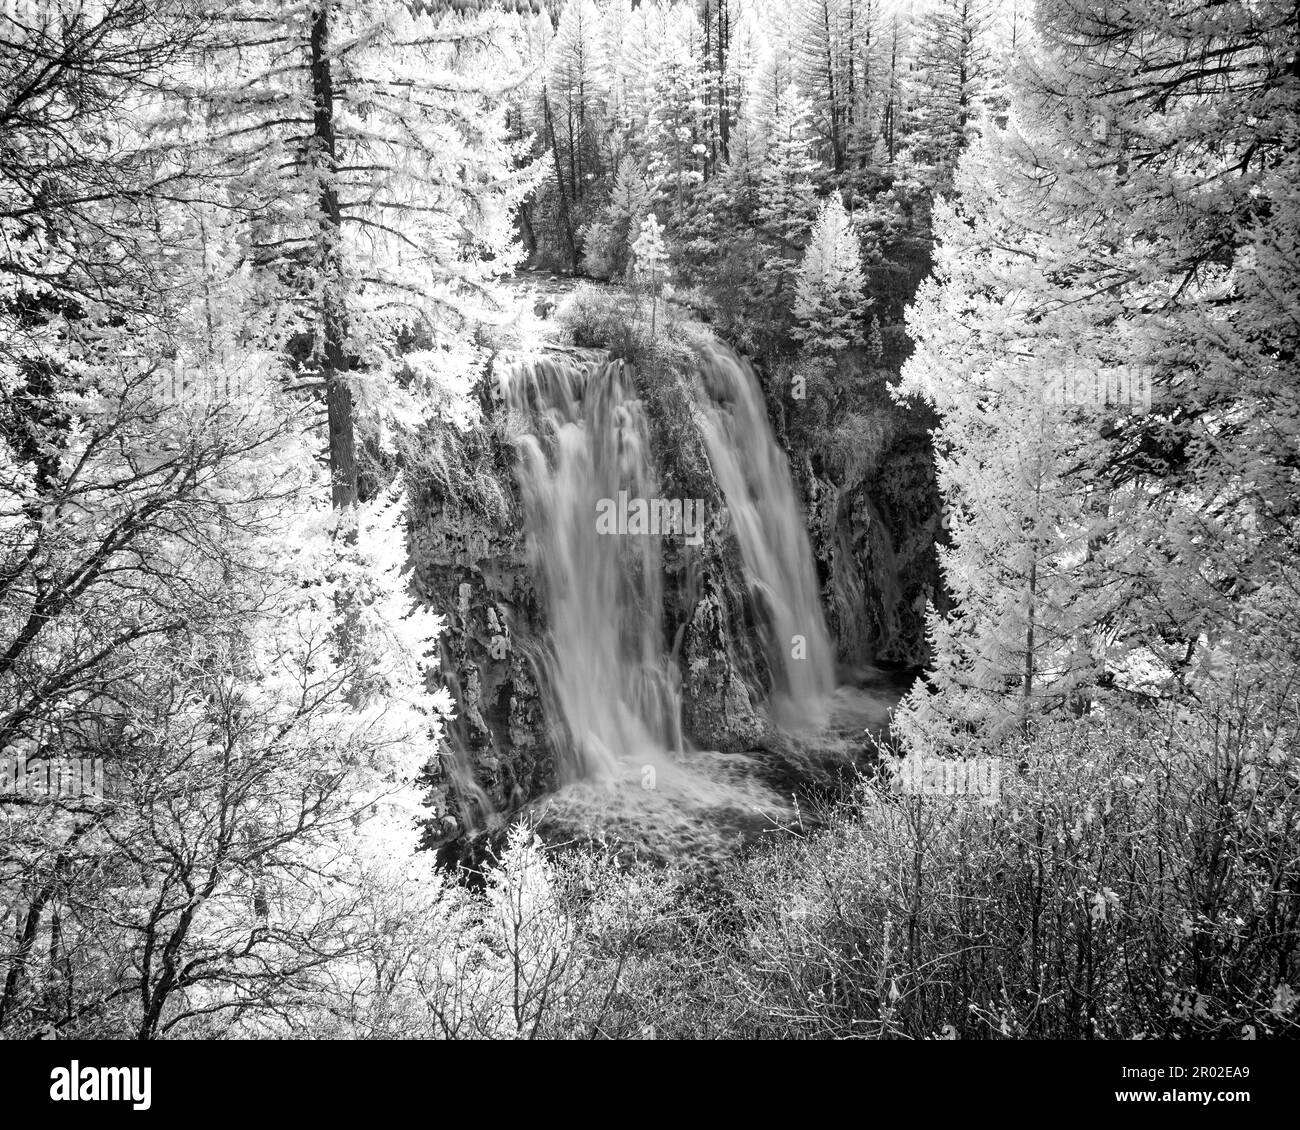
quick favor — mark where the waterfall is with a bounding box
[437,637,498,834]
[499,341,835,782]
[694,349,836,730]
[502,356,682,781]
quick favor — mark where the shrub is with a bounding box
[238,695,1300,1041]
[556,283,698,374]
[578,219,622,280]
[623,709,1300,1039]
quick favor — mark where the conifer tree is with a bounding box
[646,28,706,221]
[753,82,821,304]
[793,196,868,351]
[630,211,670,334]
[207,1,537,509]
[865,312,883,361]
[902,0,997,189]
[894,0,1300,753]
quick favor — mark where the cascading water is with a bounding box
[693,349,837,730]
[501,356,683,781]
[500,340,837,782]
[431,333,903,859]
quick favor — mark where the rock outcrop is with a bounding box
[409,333,941,856]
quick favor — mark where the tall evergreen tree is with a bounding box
[903,0,998,188]
[794,0,852,169]
[793,196,869,350]
[894,0,1300,754]
[207,2,536,509]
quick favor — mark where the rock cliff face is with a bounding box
[409,343,942,852]
[767,352,946,675]
[812,429,946,671]
[409,496,552,843]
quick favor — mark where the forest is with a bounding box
[1,0,1298,1044]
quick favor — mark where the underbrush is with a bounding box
[670,718,1300,1039]
[600,712,1299,1040]
[246,707,1298,1040]
[557,282,704,374]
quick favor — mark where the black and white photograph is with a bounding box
[0,0,1295,1102]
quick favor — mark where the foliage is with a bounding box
[219,698,1300,1040]
[793,195,869,351]
[0,0,518,1039]
[893,0,1300,757]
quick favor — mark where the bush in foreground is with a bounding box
[255,702,1300,1040]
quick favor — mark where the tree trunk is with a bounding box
[820,1,843,170]
[542,88,579,273]
[519,200,537,259]
[310,3,357,512]
[1022,549,1037,737]
[717,0,729,163]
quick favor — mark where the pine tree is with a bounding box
[697,0,740,172]
[843,0,886,170]
[755,82,821,250]
[902,0,997,189]
[548,0,602,208]
[793,0,852,169]
[746,9,800,156]
[877,8,911,165]
[630,211,670,334]
[646,27,706,222]
[752,81,821,308]
[579,153,653,278]
[720,3,769,178]
[793,196,868,351]
[593,0,634,166]
[893,0,1300,755]
[865,312,883,361]
[206,2,537,509]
